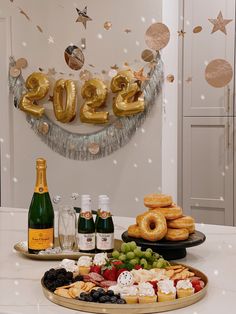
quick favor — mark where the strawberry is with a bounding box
[194,284,202,293]
[103,266,117,281]
[191,279,201,287]
[112,260,123,267]
[90,265,101,274]
[116,268,128,279]
[134,264,142,270]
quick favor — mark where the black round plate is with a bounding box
[121,230,206,260]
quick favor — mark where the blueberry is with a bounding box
[104,295,111,302]
[107,290,114,297]
[79,296,86,301]
[84,295,93,302]
[91,291,100,300]
[110,296,118,303]
[80,292,88,298]
[97,289,106,297]
[117,298,126,304]
[99,296,107,303]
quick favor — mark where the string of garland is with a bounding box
[8,56,163,161]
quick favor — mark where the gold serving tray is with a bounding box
[14,238,122,260]
[41,264,208,314]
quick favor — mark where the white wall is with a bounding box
[161,0,179,202]
[0,0,164,216]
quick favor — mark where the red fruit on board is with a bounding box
[103,266,117,281]
[191,279,201,287]
[134,265,142,270]
[90,265,101,274]
[194,284,203,293]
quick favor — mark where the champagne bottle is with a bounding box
[78,195,95,253]
[95,195,108,228]
[28,158,54,254]
[96,196,114,253]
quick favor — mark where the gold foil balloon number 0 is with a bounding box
[19,72,49,117]
[53,79,77,123]
[80,79,109,124]
[111,70,145,116]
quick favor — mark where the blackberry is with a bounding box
[65,272,73,280]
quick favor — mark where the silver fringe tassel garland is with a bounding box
[9,56,163,161]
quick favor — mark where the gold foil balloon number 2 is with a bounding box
[19,71,145,123]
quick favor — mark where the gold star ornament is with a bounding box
[208,11,232,35]
[134,68,149,82]
[76,6,92,29]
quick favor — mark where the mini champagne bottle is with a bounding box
[28,158,54,254]
[77,195,95,253]
[96,196,114,252]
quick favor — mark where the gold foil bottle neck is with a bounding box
[36,158,47,169]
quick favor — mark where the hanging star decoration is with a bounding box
[178,30,186,37]
[208,11,232,35]
[134,68,149,82]
[76,6,92,29]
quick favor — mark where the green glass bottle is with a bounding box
[78,195,95,253]
[28,158,54,254]
[95,195,108,228]
[96,196,114,253]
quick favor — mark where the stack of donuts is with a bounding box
[128,194,195,242]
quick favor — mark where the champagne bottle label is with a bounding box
[78,233,95,251]
[28,228,53,250]
[96,233,114,250]
[80,211,93,220]
[99,211,111,219]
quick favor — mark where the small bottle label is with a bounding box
[99,211,111,219]
[80,211,92,220]
[96,233,114,250]
[28,228,53,250]
[78,233,95,251]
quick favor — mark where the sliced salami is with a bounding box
[88,272,105,282]
[100,280,117,288]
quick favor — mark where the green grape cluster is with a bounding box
[111,241,169,270]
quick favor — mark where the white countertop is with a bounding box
[0,206,236,314]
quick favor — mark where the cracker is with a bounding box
[54,288,72,298]
[68,287,82,298]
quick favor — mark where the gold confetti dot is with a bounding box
[166,74,175,83]
[141,49,154,62]
[193,26,202,33]
[205,59,233,88]
[104,21,112,30]
[145,23,170,51]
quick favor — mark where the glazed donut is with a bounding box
[144,194,173,208]
[187,224,195,234]
[128,224,141,238]
[165,228,189,241]
[167,216,195,229]
[151,205,183,220]
[138,211,167,242]
[136,212,147,225]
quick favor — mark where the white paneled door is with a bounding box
[183,117,233,225]
[183,0,235,117]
